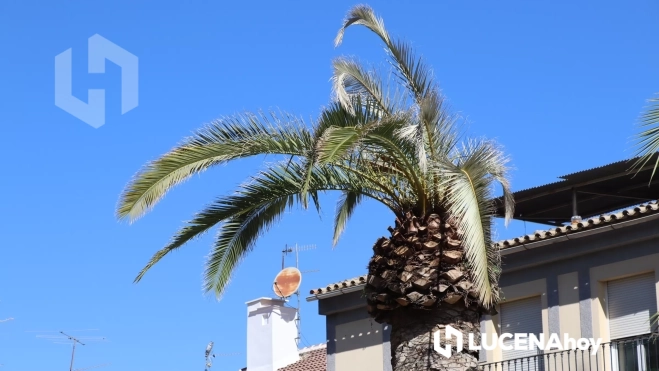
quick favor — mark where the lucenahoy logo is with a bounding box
[433,326,602,357]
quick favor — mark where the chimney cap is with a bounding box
[245,297,287,306]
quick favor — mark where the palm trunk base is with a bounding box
[388,302,480,371]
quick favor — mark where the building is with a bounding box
[241,297,326,371]
[306,158,659,371]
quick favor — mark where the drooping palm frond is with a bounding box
[332,58,392,115]
[631,95,659,182]
[117,112,313,222]
[134,161,400,296]
[434,140,513,307]
[335,5,434,104]
[333,190,363,246]
[335,5,442,166]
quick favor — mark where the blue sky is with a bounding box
[1,1,658,370]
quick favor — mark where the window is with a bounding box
[607,273,658,371]
[499,296,544,371]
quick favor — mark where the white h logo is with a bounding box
[55,34,138,128]
[433,326,463,358]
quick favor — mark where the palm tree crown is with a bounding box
[117,5,514,308]
[632,96,659,180]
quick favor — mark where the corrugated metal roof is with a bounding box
[511,157,640,195]
[309,201,659,297]
[494,155,659,225]
[558,157,634,180]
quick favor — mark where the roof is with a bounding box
[278,344,326,371]
[240,344,326,371]
[495,201,659,249]
[308,275,367,296]
[308,201,659,299]
[493,155,659,226]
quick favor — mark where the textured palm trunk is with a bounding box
[365,212,496,370]
[388,303,480,370]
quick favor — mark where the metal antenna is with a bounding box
[34,330,107,371]
[205,341,214,371]
[204,342,239,371]
[61,331,85,371]
[281,243,317,347]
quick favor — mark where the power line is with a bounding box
[301,333,313,348]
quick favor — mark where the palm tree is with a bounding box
[117,5,513,370]
[632,97,659,333]
[631,95,659,180]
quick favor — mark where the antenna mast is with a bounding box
[281,244,316,346]
[33,329,106,370]
[205,341,214,371]
[61,331,85,371]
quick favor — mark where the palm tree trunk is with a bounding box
[388,302,481,370]
[365,212,493,369]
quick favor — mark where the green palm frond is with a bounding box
[203,194,294,297]
[435,140,512,307]
[117,111,312,222]
[134,161,400,292]
[335,5,458,178]
[316,126,363,164]
[331,57,393,115]
[299,97,379,202]
[335,5,433,102]
[631,96,659,182]
[333,190,363,246]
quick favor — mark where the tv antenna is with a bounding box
[278,244,318,346]
[205,341,214,371]
[33,330,107,371]
[204,342,239,371]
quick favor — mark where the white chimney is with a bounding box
[246,297,300,371]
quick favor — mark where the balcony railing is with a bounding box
[478,333,659,371]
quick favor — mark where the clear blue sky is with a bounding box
[1,1,658,370]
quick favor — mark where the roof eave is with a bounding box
[306,284,364,302]
[500,211,659,256]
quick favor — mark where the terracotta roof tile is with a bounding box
[278,344,326,371]
[308,201,659,297]
[308,275,367,295]
[495,201,659,249]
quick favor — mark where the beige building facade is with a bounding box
[308,203,659,371]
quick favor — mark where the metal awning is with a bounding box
[494,155,659,226]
